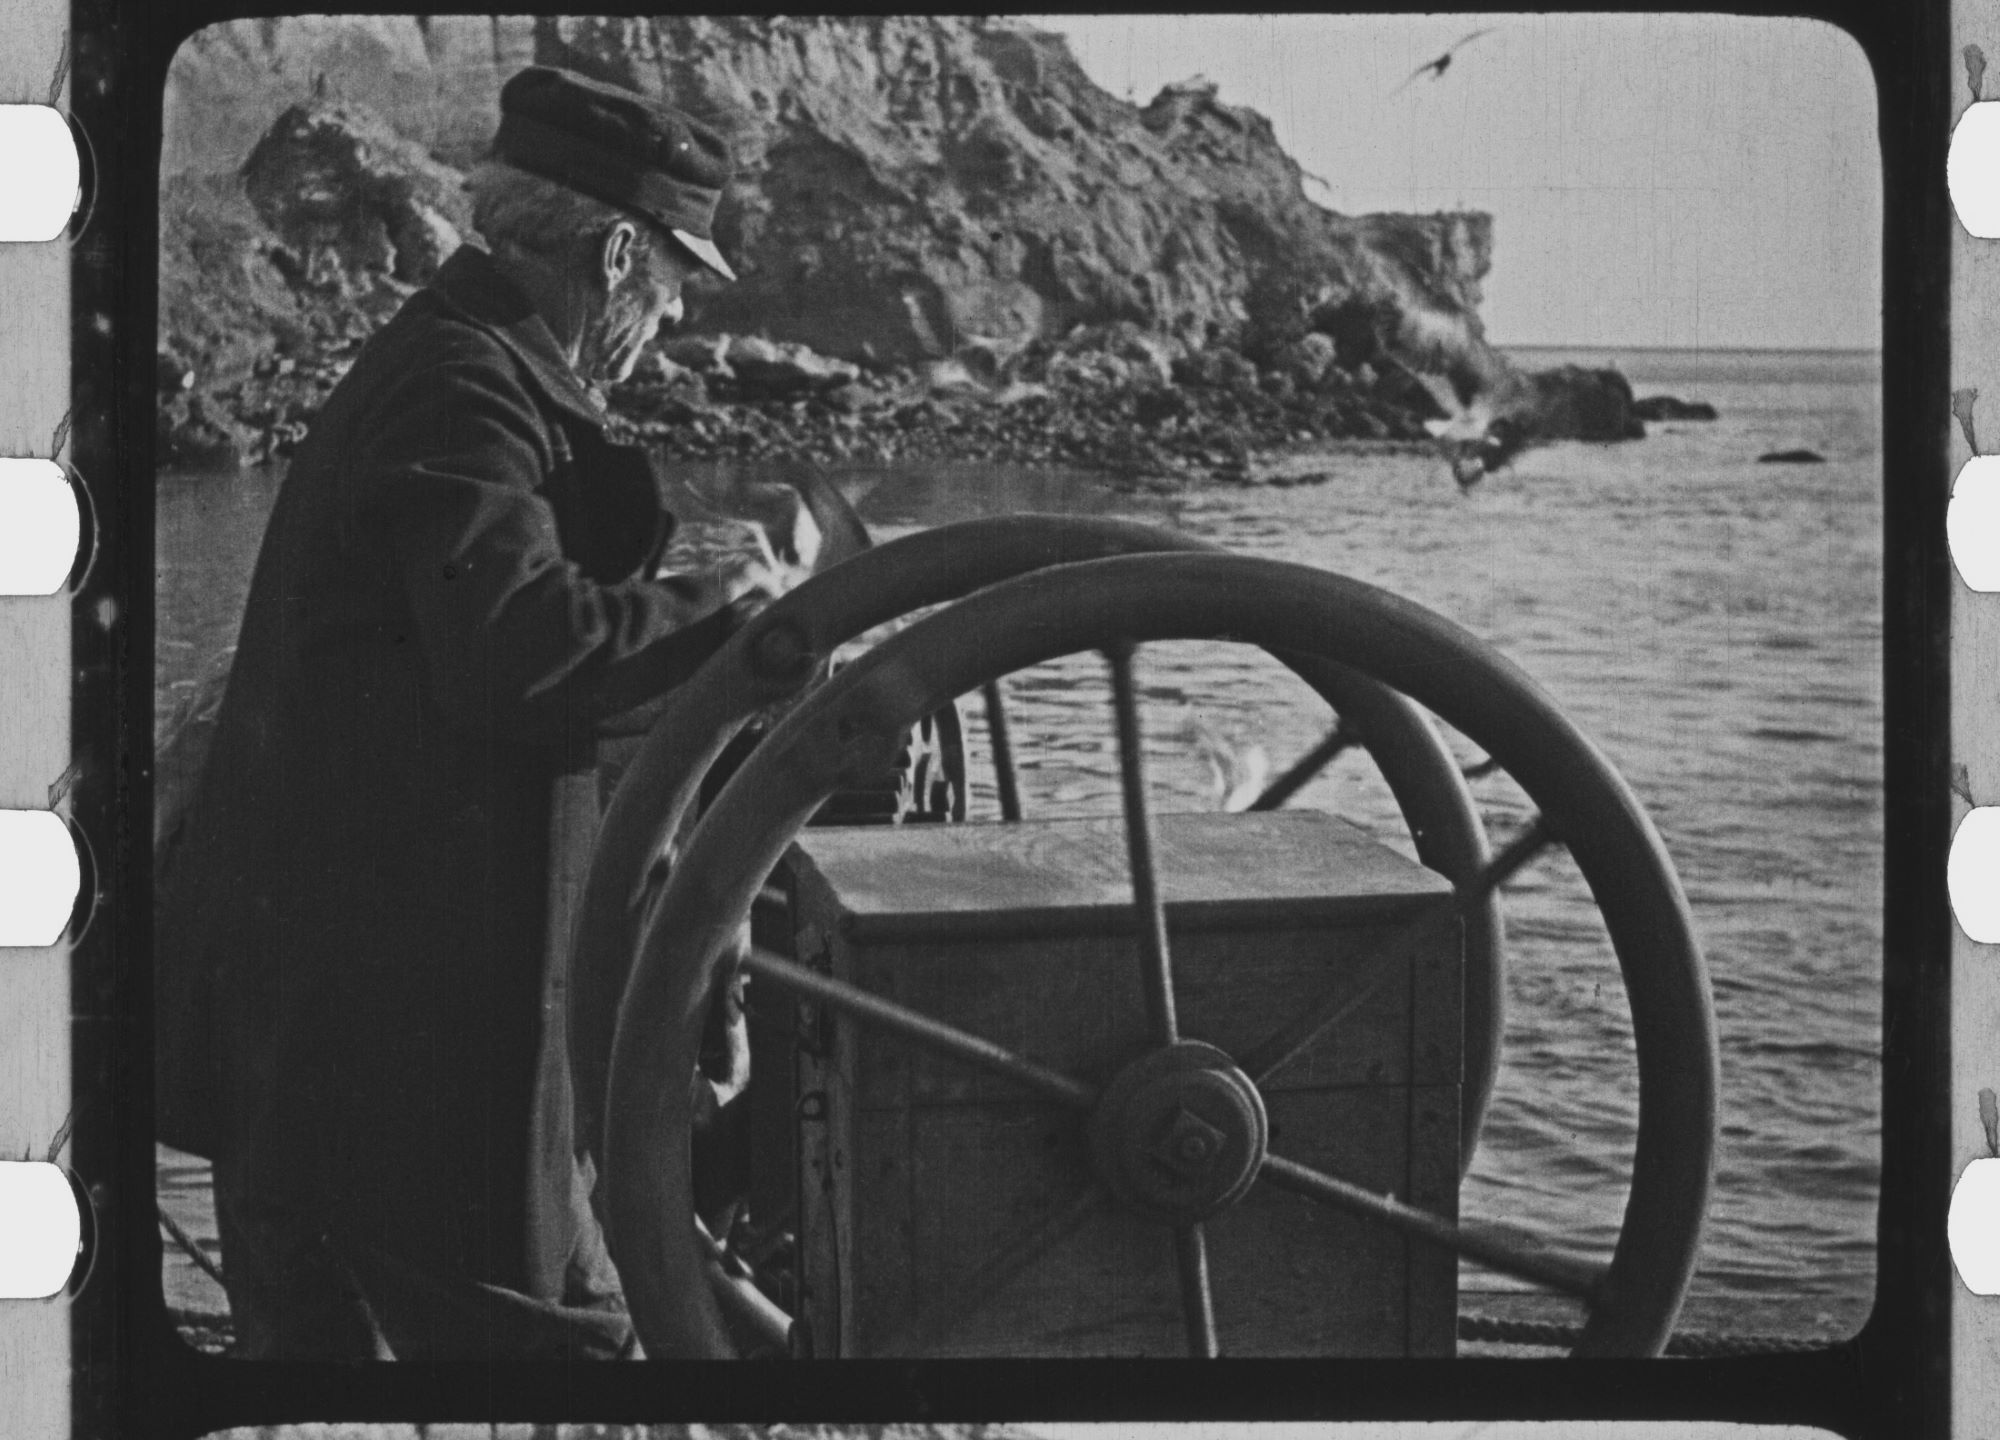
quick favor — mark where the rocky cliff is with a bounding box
[532,16,1503,374]
[158,15,1641,477]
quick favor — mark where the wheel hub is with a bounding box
[1088,1041,1269,1224]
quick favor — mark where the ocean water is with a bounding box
[847,346,1884,1336]
[155,346,1881,1343]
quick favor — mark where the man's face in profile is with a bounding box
[596,237,696,386]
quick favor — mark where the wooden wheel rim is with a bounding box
[600,551,1717,1359]
[570,516,1505,1175]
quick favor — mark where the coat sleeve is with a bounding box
[352,347,741,746]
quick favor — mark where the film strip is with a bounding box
[1950,0,2000,1428]
[0,0,1973,1437]
[0,0,89,1438]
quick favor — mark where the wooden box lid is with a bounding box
[788,809,1453,943]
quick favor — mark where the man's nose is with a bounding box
[660,294,685,330]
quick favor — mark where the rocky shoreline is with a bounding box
[159,16,1710,487]
[163,297,1697,490]
[615,323,1473,487]
[158,225,1699,491]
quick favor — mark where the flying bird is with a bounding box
[1390,27,1499,95]
[1412,372,1527,491]
[1175,713,1271,813]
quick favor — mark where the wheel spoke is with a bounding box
[1465,812,1560,904]
[742,947,1097,1109]
[1239,815,1561,1087]
[1259,1152,1605,1300]
[981,679,1023,822]
[1248,719,1358,811]
[1105,641,1179,1045]
[1174,1223,1220,1357]
[1239,933,1414,1086]
[872,1183,1110,1356]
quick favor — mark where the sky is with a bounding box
[1029,14,1881,352]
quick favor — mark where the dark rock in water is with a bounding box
[242,103,471,292]
[1757,448,1826,464]
[1518,364,1645,442]
[1477,416,1528,476]
[1632,394,1719,422]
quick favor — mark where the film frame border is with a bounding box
[28,0,1964,1434]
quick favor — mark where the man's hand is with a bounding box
[698,928,753,1109]
[661,474,824,571]
[656,477,825,623]
[708,544,810,618]
[754,483,824,573]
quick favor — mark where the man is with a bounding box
[157,66,793,1359]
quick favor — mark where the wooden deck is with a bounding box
[162,1148,1846,1359]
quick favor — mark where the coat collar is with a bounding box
[427,245,608,429]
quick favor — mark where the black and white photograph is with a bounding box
[149,13,1882,1366]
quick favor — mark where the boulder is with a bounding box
[720,335,861,398]
[242,103,472,292]
[658,334,735,375]
[1132,386,1190,425]
[1173,348,1260,393]
[1517,364,1645,442]
[1052,320,1182,387]
[953,333,1033,385]
[627,354,715,425]
[1048,350,1140,391]
[1632,394,1719,421]
[921,356,995,395]
[1276,332,1339,388]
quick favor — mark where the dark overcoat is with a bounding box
[157,245,738,1307]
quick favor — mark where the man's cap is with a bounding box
[495,65,737,282]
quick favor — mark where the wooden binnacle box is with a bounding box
[751,808,1464,1358]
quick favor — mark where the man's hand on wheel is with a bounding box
[705,529,814,624]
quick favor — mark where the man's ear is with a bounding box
[600,221,640,291]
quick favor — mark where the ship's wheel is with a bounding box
[568,516,1509,1183]
[580,535,1717,1360]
